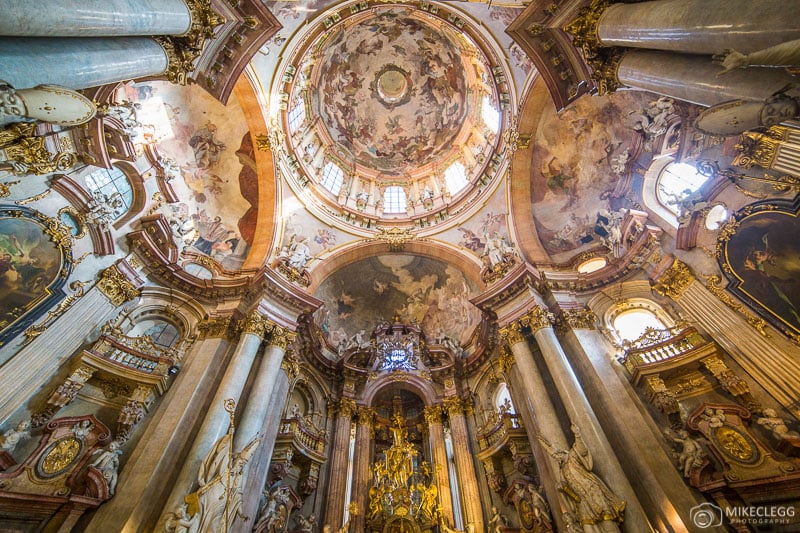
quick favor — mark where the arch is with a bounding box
[308,239,483,293]
[362,374,438,408]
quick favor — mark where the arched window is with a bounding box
[444,161,469,194]
[494,382,515,414]
[383,186,407,214]
[656,162,708,216]
[320,161,344,195]
[612,308,667,343]
[85,165,133,220]
[288,99,306,132]
[142,321,181,349]
[482,95,500,135]
[577,257,607,274]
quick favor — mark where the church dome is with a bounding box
[275,3,509,228]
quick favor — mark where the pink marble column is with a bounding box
[350,406,374,532]
[444,397,483,531]
[424,404,454,525]
[323,398,356,529]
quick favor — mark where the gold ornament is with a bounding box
[238,313,272,338]
[704,274,769,337]
[499,323,525,345]
[197,316,234,339]
[268,325,296,349]
[373,227,415,251]
[423,405,443,425]
[96,264,140,306]
[497,346,515,373]
[652,259,694,299]
[41,436,81,475]
[519,306,554,333]
[557,308,597,332]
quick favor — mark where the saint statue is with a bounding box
[539,425,626,532]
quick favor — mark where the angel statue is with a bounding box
[538,425,626,532]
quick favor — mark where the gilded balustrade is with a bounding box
[622,326,716,381]
[87,333,175,376]
[477,413,523,451]
[278,417,327,455]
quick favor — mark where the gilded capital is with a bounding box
[268,325,296,350]
[197,316,233,339]
[563,0,622,95]
[337,398,357,419]
[497,346,515,373]
[499,323,525,346]
[423,405,443,426]
[556,308,597,333]
[154,0,224,85]
[443,396,464,417]
[357,406,376,426]
[733,131,779,169]
[239,313,271,339]
[97,264,140,306]
[652,259,694,300]
[520,305,554,333]
[280,351,301,380]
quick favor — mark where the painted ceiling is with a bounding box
[310,6,476,176]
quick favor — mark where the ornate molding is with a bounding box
[280,351,301,380]
[372,227,415,252]
[652,259,694,300]
[704,274,769,338]
[96,264,140,306]
[357,406,376,427]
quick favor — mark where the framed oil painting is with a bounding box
[719,197,800,340]
[0,206,72,346]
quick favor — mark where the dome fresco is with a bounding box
[311,7,473,176]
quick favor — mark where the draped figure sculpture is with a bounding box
[538,425,626,533]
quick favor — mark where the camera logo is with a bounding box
[691,503,724,528]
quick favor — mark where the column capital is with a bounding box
[423,404,443,425]
[520,305,555,333]
[564,0,624,95]
[267,324,296,350]
[499,322,525,346]
[356,406,376,427]
[96,263,141,306]
[497,345,515,373]
[197,315,234,339]
[555,307,598,335]
[336,397,357,419]
[652,258,694,299]
[280,351,301,380]
[154,0,225,85]
[237,312,272,339]
[443,396,469,417]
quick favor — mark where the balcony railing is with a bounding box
[622,325,709,372]
[477,413,522,450]
[88,334,175,375]
[279,417,327,454]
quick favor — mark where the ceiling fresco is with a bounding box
[530,90,655,258]
[311,7,473,175]
[121,81,255,269]
[314,254,482,355]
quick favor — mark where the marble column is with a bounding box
[498,326,568,532]
[616,50,800,107]
[160,313,269,524]
[424,404,454,525]
[350,406,375,533]
[597,0,799,55]
[555,308,705,532]
[653,260,800,418]
[444,397,483,532]
[324,398,356,529]
[0,37,168,90]
[0,0,191,37]
[236,357,293,533]
[234,325,295,453]
[523,306,651,533]
[85,331,232,532]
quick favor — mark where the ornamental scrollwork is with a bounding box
[556,307,597,333]
[499,323,525,346]
[652,259,694,300]
[423,405,443,426]
[197,316,234,339]
[96,264,140,306]
[237,313,272,339]
[704,274,769,338]
[373,227,415,252]
[519,305,555,333]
